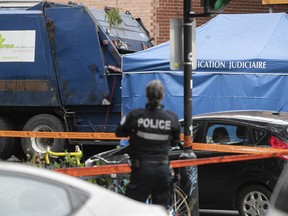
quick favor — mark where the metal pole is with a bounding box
[183,1,192,147]
[179,0,199,215]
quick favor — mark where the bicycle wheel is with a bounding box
[107,183,125,194]
[169,185,191,216]
[106,175,127,195]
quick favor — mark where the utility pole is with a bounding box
[180,0,199,215]
[183,1,193,149]
[170,1,233,214]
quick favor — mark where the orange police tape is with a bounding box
[0,130,287,176]
[0,131,184,140]
[53,150,288,177]
[0,130,121,140]
[0,131,193,140]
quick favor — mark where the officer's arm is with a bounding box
[171,131,181,147]
[115,113,133,137]
[115,124,129,137]
[171,120,181,147]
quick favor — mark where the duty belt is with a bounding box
[132,159,169,167]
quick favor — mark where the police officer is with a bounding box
[115,80,180,208]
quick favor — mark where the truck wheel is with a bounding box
[237,184,271,216]
[13,141,26,161]
[0,117,16,160]
[21,114,67,158]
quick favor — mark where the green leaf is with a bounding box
[106,8,122,28]
[214,0,223,11]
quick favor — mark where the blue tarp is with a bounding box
[121,13,288,118]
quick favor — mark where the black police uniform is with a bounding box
[115,103,180,208]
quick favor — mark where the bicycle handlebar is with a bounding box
[94,154,130,165]
[45,145,83,165]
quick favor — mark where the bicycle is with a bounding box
[44,148,191,215]
[45,145,83,166]
[93,154,191,216]
[169,179,191,216]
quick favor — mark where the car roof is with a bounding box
[0,162,99,191]
[192,110,288,126]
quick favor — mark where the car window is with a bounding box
[253,128,270,146]
[0,175,72,216]
[205,123,249,145]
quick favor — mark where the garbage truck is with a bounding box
[0,1,153,160]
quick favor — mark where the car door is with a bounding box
[193,120,253,210]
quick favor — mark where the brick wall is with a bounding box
[153,0,288,44]
[56,0,288,44]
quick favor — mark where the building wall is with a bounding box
[61,0,157,42]
[58,0,288,44]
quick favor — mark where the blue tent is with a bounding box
[121,13,288,118]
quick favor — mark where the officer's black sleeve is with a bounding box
[169,112,181,147]
[115,112,134,137]
[171,123,181,147]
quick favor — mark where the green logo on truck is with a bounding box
[0,34,14,48]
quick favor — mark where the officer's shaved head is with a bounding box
[146,80,164,107]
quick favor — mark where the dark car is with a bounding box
[190,110,288,215]
[85,110,288,216]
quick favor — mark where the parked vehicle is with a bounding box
[0,162,167,216]
[86,110,288,216]
[0,1,153,160]
[191,110,288,215]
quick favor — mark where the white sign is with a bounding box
[0,30,36,62]
[170,18,197,70]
